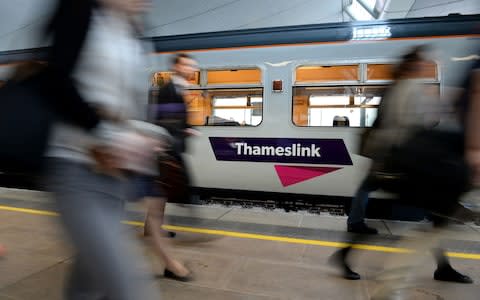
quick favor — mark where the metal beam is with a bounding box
[379,0,416,19]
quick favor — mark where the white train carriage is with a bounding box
[146,15,480,207]
[0,15,479,211]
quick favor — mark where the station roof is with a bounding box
[0,0,479,51]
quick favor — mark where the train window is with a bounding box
[184,90,209,126]
[207,69,262,85]
[293,62,439,127]
[366,64,394,81]
[367,61,438,81]
[293,86,385,127]
[296,65,359,83]
[411,60,438,80]
[213,97,248,106]
[151,71,200,87]
[150,68,263,126]
[184,88,263,126]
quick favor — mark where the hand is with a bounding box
[89,146,123,177]
[144,135,165,153]
[184,128,201,137]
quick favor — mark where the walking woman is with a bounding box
[44,0,163,299]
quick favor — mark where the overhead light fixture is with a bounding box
[359,0,387,17]
[345,0,375,21]
[451,54,480,61]
[352,25,391,40]
[345,0,388,21]
[358,0,377,13]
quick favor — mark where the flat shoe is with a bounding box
[164,268,192,282]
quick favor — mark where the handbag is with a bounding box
[389,129,470,211]
[156,151,190,203]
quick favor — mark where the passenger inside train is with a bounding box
[333,116,350,127]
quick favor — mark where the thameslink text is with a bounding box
[234,143,321,157]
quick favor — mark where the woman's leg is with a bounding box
[46,159,162,300]
[145,197,190,278]
[144,197,173,237]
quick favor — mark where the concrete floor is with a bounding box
[0,193,480,299]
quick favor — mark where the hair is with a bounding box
[392,45,431,80]
[46,0,98,35]
[170,53,193,67]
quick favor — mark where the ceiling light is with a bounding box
[346,0,375,21]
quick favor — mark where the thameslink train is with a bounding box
[1,14,479,210]
[149,15,480,207]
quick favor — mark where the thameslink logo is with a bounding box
[209,137,352,165]
[235,143,321,158]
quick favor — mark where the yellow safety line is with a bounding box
[2,205,480,260]
[0,205,59,217]
[164,224,412,254]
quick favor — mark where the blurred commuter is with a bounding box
[144,53,200,237]
[0,0,105,257]
[346,178,379,234]
[371,50,480,300]
[346,47,439,235]
[43,0,163,299]
[462,57,480,186]
[130,126,192,281]
[331,46,473,287]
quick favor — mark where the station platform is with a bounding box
[0,188,479,300]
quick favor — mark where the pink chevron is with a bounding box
[274,165,342,187]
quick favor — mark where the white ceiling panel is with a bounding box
[0,0,54,51]
[0,0,479,52]
[143,0,345,37]
[406,0,480,18]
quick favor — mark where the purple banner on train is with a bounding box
[209,137,353,165]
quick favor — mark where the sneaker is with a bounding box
[347,222,378,234]
[434,265,473,284]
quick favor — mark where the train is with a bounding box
[1,14,480,214]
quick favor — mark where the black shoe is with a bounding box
[347,222,378,234]
[143,230,176,238]
[434,265,473,284]
[342,265,361,280]
[328,249,361,280]
[164,269,192,282]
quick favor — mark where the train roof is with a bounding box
[148,14,480,52]
[0,14,479,64]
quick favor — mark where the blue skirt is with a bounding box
[130,175,164,200]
